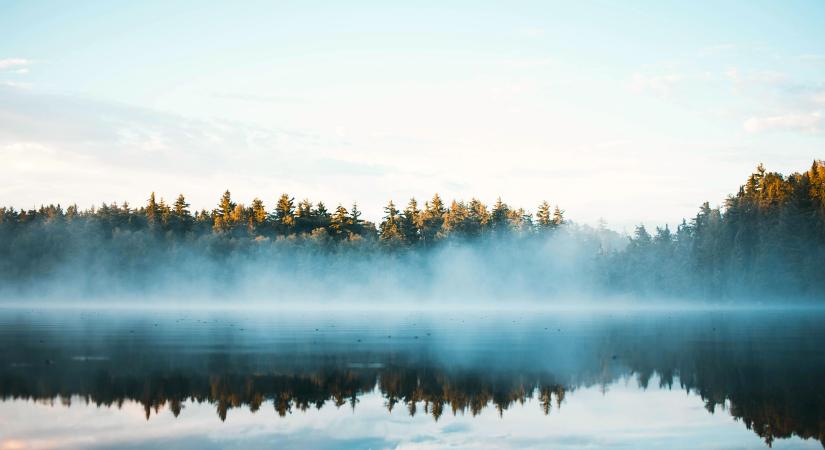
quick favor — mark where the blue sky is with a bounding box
[2,1,824,230]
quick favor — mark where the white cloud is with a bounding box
[630,73,684,96]
[0,58,31,70]
[799,54,825,63]
[0,80,32,89]
[723,68,785,86]
[743,111,823,133]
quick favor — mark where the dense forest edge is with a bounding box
[1,161,824,301]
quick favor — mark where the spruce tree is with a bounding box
[537,201,552,229]
[146,192,159,225]
[379,201,403,243]
[400,198,421,245]
[274,194,295,229]
[251,198,267,225]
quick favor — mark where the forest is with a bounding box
[1,161,824,300]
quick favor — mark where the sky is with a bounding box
[1,1,824,231]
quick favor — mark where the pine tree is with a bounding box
[400,198,421,245]
[379,201,403,243]
[218,191,234,219]
[330,204,350,237]
[251,198,267,225]
[315,202,330,219]
[467,198,489,237]
[552,206,564,227]
[422,194,446,242]
[444,200,470,237]
[158,198,171,227]
[537,201,552,229]
[173,195,190,217]
[490,197,509,232]
[146,192,159,225]
[350,202,363,234]
[274,194,295,229]
[171,194,193,232]
[213,190,235,232]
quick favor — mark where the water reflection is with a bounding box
[1,308,824,448]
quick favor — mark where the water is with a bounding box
[1,306,824,449]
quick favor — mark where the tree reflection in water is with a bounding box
[0,309,823,447]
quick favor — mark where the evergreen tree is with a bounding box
[490,197,509,232]
[400,198,421,245]
[274,194,295,230]
[330,205,350,237]
[537,201,552,229]
[146,192,159,225]
[444,200,470,237]
[379,201,403,243]
[251,198,267,225]
[552,206,564,227]
[422,194,446,242]
[158,198,171,227]
[213,190,235,232]
[467,198,489,237]
[172,194,193,232]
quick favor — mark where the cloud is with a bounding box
[0,58,31,70]
[723,67,785,86]
[743,111,823,133]
[799,54,825,63]
[0,81,32,89]
[630,73,684,96]
[0,85,410,214]
[210,91,304,104]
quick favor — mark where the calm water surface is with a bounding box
[0,307,823,449]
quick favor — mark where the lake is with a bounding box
[1,306,823,449]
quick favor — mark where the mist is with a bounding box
[0,223,607,305]
[2,162,824,305]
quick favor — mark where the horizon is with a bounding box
[0,160,819,235]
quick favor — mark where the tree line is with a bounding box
[1,160,824,299]
[605,160,825,298]
[0,192,565,244]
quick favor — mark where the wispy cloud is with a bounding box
[0,58,31,70]
[629,73,684,96]
[723,67,787,86]
[799,54,825,63]
[743,112,823,133]
[0,80,33,89]
[210,91,304,104]
[0,86,410,212]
